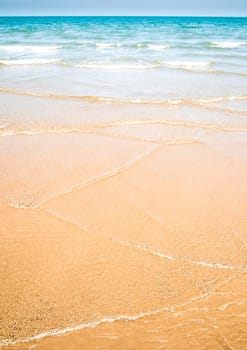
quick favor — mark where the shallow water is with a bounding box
[0,16,247,101]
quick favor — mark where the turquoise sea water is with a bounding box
[0,16,246,103]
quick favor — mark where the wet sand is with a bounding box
[0,96,247,349]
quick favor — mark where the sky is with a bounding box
[0,0,246,16]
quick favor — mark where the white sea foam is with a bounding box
[0,59,59,65]
[162,61,212,71]
[196,95,247,103]
[210,41,246,49]
[76,63,158,70]
[114,238,246,272]
[0,86,246,109]
[217,300,246,311]
[0,45,60,52]
[147,44,170,51]
[7,201,39,209]
[96,43,120,49]
[187,259,243,271]
[0,310,166,347]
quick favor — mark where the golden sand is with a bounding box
[0,105,246,349]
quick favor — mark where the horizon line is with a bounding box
[1,15,247,18]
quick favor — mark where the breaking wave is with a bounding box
[0,59,59,65]
[210,41,246,49]
[0,45,60,52]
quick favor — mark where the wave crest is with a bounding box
[0,45,60,52]
[0,87,246,111]
[210,41,246,49]
[96,43,120,49]
[75,63,158,70]
[148,44,170,51]
[162,60,212,71]
[0,59,59,65]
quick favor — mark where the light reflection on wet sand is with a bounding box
[0,95,246,350]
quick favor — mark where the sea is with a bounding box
[0,16,246,104]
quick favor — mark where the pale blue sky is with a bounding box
[0,0,246,16]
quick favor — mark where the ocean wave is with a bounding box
[68,60,247,76]
[75,63,158,70]
[210,41,246,49]
[0,87,246,114]
[208,69,247,78]
[195,96,247,103]
[147,44,170,51]
[1,118,247,139]
[136,43,170,50]
[137,43,146,48]
[0,45,60,52]
[161,60,212,71]
[0,127,201,145]
[96,42,120,49]
[0,59,59,65]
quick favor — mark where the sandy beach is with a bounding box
[0,16,247,350]
[1,94,247,349]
